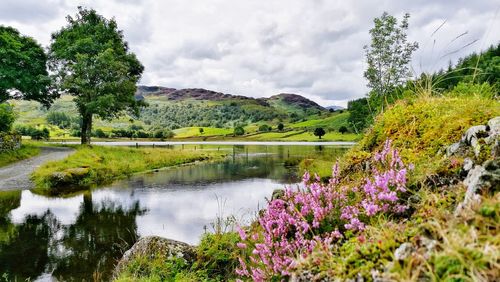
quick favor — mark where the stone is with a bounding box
[446,142,460,157]
[463,158,474,172]
[394,242,414,261]
[420,237,437,259]
[113,236,196,278]
[461,125,486,146]
[487,117,500,137]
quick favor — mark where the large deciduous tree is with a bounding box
[364,12,418,102]
[0,26,54,106]
[49,7,144,144]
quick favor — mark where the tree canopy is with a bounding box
[49,7,144,144]
[313,127,326,139]
[364,12,418,100]
[0,26,55,106]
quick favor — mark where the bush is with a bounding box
[277,123,284,131]
[258,124,271,132]
[339,126,348,134]
[14,125,49,140]
[236,141,410,280]
[234,126,245,136]
[92,128,107,138]
[0,104,16,132]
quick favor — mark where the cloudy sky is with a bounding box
[1,0,499,107]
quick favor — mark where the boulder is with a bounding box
[487,117,500,137]
[113,236,196,278]
[394,242,414,261]
[461,125,487,145]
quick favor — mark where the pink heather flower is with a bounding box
[237,226,247,240]
[302,171,310,184]
[236,138,409,280]
[362,201,380,216]
[237,242,247,249]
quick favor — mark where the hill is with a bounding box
[10,86,357,141]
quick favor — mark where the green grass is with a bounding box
[32,146,225,195]
[0,144,40,167]
[173,127,233,138]
[289,112,350,130]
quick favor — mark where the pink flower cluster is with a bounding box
[236,139,410,281]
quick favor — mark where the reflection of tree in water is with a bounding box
[0,210,58,281]
[52,192,146,282]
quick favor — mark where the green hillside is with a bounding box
[9,88,358,141]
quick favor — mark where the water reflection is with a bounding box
[0,145,348,281]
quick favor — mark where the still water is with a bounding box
[0,144,349,281]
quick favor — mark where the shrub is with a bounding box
[0,104,16,132]
[92,128,107,138]
[277,123,284,131]
[236,140,410,280]
[258,124,271,132]
[339,126,348,134]
[234,126,245,136]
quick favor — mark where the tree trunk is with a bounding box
[81,112,93,145]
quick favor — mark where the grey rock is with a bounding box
[462,165,487,203]
[446,142,460,157]
[394,242,414,261]
[487,117,500,137]
[113,236,196,278]
[461,125,486,145]
[420,237,437,259]
[463,158,474,172]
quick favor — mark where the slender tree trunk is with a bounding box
[81,112,93,145]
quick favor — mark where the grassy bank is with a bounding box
[32,146,225,195]
[302,95,499,179]
[0,144,40,167]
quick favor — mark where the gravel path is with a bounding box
[0,146,75,191]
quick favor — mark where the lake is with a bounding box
[0,144,350,281]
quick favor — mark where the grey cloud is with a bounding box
[1,0,498,107]
[0,0,64,23]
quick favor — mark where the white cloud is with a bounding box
[1,0,498,107]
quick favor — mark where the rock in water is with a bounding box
[113,236,196,278]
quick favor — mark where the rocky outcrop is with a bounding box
[114,236,196,279]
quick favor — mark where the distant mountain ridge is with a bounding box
[136,86,325,111]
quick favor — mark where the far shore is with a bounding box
[47,140,357,146]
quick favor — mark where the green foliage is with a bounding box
[49,7,144,144]
[199,128,204,134]
[435,43,500,92]
[364,12,418,98]
[339,126,348,134]
[258,124,271,132]
[234,126,245,136]
[0,26,55,106]
[46,111,74,129]
[14,125,50,140]
[0,104,15,132]
[313,127,326,139]
[277,123,284,131]
[0,144,40,167]
[193,232,240,280]
[32,146,223,195]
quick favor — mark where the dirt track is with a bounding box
[0,146,74,191]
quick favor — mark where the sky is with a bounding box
[1,0,499,107]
